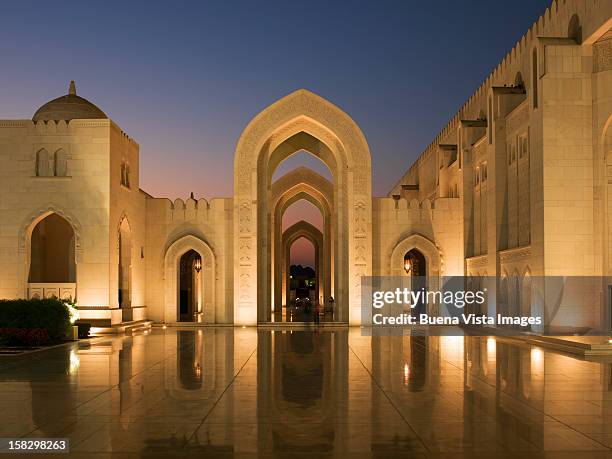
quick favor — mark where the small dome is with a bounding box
[32,81,107,122]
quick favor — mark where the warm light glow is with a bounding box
[487,337,496,355]
[404,259,411,274]
[162,325,167,330]
[66,303,80,324]
[403,363,410,386]
[193,257,202,273]
[531,347,544,374]
[69,350,80,375]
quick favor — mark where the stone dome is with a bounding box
[32,81,107,122]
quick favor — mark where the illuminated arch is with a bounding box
[163,235,216,323]
[233,89,372,324]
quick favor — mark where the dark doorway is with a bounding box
[179,250,201,322]
[404,249,427,315]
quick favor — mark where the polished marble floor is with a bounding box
[1,329,612,458]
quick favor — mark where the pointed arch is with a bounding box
[163,235,217,323]
[389,233,442,277]
[233,89,372,324]
[271,167,334,312]
[18,206,83,300]
[117,215,133,308]
[282,221,324,309]
[54,148,67,176]
[35,148,50,177]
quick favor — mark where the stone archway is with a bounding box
[271,167,333,315]
[390,233,442,278]
[282,220,324,314]
[19,206,83,301]
[390,233,442,315]
[234,89,372,325]
[163,235,216,324]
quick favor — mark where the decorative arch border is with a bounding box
[163,234,217,324]
[17,205,84,299]
[389,233,443,277]
[389,233,443,316]
[233,89,373,324]
[19,205,83,257]
[116,212,132,248]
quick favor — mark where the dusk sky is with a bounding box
[1,0,551,266]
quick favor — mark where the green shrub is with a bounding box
[0,298,71,344]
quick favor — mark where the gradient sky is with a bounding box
[1,0,551,266]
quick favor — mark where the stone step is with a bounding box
[90,320,153,335]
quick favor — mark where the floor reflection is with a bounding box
[0,328,611,456]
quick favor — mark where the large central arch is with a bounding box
[233,89,372,324]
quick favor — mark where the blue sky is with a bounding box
[1,0,551,198]
[0,0,552,266]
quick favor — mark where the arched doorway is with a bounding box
[28,213,76,301]
[234,89,372,325]
[404,249,427,315]
[390,234,442,315]
[163,235,216,324]
[178,249,202,322]
[118,217,132,308]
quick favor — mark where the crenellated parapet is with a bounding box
[144,195,235,225]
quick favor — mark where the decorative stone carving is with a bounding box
[239,238,252,264]
[239,201,251,233]
[354,201,367,236]
[594,38,612,73]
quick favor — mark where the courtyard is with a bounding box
[1,327,611,457]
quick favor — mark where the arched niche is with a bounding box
[18,206,83,301]
[233,89,372,324]
[117,216,132,308]
[163,235,216,324]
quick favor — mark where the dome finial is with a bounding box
[69,80,76,95]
